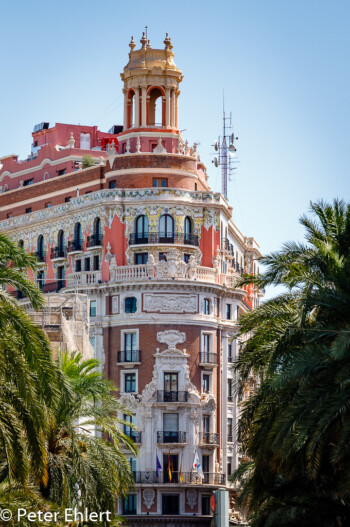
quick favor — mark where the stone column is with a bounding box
[175,91,180,129]
[165,88,171,128]
[171,89,176,128]
[141,86,147,127]
[134,87,140,128]
[123,89,128,129]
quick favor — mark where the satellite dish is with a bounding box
[228,143,236,154]
[212,156,219,167]
[214,140,219,151]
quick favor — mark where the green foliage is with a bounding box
[232,200,350,526]
[82,155,95,168]
[0,235,136,524]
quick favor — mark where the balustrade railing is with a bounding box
[69,271,102,286]
[199,352,218,365]
[199,432,219,446]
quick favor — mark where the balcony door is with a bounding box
[136,215,148,243]
[159,214,174,243]
[162,494,179,514]
[202,454,210,484]
[164,372,178,401]
[124,332,137,362]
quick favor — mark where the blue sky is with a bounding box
[1,0,349,296]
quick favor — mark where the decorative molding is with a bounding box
[143,489,155,510]
[112,296,120,314]
[157,329,186,351]
[187,489,197,510]
[143,293,198,314]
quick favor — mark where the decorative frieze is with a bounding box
[143,293,198,314]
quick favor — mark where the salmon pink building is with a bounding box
[0,33,262,525]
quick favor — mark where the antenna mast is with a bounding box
[212,95,238,200]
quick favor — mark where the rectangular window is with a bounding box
[135,253,148,265]
[228,343,233,363]
[123,494,137,515]
[75,259,82,272]
[203,298,210,315]
[227,456,233,476]
[124,332,137,351]
[25,207,32,214]
[202,455,210,483]
[203,415,210,433]
[195,183,198,191]
[152,178,168,187]
[7,213,13,218]
[228,418,233,442]
[124,373,136,393]
[23,178,33,186]
[202,495,210,515]
[228,379,233,402]
[226,304,231,320]
[123,414,136,437]
[65,197,71,203]
[108,180,117,189]
[202,374,210,394]
[162,494,179,514]
[125,297,137,313]
[163,413,179,432]
[202,333,211,355]
[84,258,90,271]
[58,169,66,176]
[184,253,190,264]
[45,202,52,208]
[164,373,178,392]
[80,132,91,150]
[93,254,99,271]
[90,300,96,317]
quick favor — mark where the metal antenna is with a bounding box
[145,26,148,39]
[211,93,239,199]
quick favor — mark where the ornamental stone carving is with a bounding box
[157,330,186,351]
[112,296,119,314]
[143,489,155,510]
[187,489,197,510]
[143,293,198,314]
[153,137,167,153]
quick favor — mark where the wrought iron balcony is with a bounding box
[67,240,83,252]
[157,390,188,403]
[199,432,220,446]
[117,350,141,363]
[129,231,199,247]
[86,234,104,248]
[125,431,142,444]
[132,471,225,485]
[50,246,67,259]
[199,352,218,366]
[157,431,186,444]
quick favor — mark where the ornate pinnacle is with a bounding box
[164,33,173,50]
[140,32,147,49]
[129,36,136,51]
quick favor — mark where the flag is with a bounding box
[193,450,204,479]
[179,454,183,483]
[156,454,162,476]
[168,453,172,482]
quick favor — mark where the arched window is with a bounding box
[184,216,193,244]
[74,222,82,251]
[159,214,174,243]
[58,230,65,257]
[148,87,164,127]
[128,89,136,128]
[37,235,45,261]
[93,217,102,245]
[135,215,149,244]
[18,240,24,249]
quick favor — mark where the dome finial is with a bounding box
[140,32,147,49]
[164,33,173,50]
[129,36,136,51]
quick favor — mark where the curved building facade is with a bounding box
[0,33,262,524]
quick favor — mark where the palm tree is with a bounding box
[0,233,59,486]
[41,350,137,519]
[232,200,350,525]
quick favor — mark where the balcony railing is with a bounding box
[67,240,82,252]
[117,350,141,363]
[86,234,103,248]
[129,231,199,247]
[125,431,142,443]
[132,471,225,485]
[199,352,218,365]
[157,431,186,444]
[157,391,188,403]
[199,433,219,446]
[50,246,67,259]
[43,281,65,293]
[69,271,102,286]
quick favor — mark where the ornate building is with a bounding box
[0,33,262,525]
